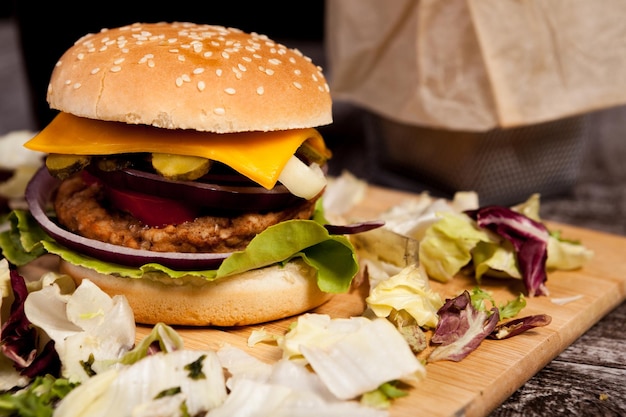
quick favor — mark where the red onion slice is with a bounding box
[25,167,230,270]
[87,166,304,212]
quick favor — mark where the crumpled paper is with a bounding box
[325,0,626,131]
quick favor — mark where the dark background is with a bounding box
[9,1,325,130]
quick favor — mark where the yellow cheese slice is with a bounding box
[25,113,325,189]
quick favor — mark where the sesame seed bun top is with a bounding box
[46,22,332,133]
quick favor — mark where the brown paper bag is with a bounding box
[326,0,626,131]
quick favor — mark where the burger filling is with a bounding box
[54,172,318,253]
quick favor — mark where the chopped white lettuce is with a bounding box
[53,350,226,417]
[276,314,425,400]
[323,170,368,218]
[550,294,584,305]
[0,165,39,201]
[24,278,135,382]
[216,344,273,390]
[0,353,31,391]
[208,377,388,417]
[0,130,41,170]
[1,258,10,305]
[214,346,387,417]
[366,264,443,328]
[379,191,479,241]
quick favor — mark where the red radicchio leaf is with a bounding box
[488,314,552,340]
[0,265,61,378]
[427,290,500,362]
[1,267,38,369]
[466,206,550,297]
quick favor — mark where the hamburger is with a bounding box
[8,22,365,326]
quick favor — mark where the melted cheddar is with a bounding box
[25,113,326,189]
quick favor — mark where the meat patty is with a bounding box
[54,174,318,253]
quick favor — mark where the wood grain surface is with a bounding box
[134,184,626,417]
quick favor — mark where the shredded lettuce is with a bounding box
[53,350,226,417]
[275,314,425,401]
[366,264,442,329]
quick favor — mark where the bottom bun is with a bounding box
[59,259,333,327]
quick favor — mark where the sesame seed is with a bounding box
[265,68,275,76]
[197,81,206,91]
[242,56,252,62]
[64,79,71,85]
[176,77,184,87]
[178,55,186,62]
[193,68,205,75]
[268,58,281,65]
[214,107,225,115]
[222,51,230,59]
[148,60,155,68]
[91,68,100,74]
[237,63,247,71]
[294,69,302,75]
[114,58,125,65]
[225,87,236,95]
[110,66,121,72]
[73,83,81,89]
[216,69,223,77]
[293,82,303,89]
[203,51,213,58]
[77,53,85,60]
[256,86,264,95]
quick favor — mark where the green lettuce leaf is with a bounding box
[418,212,497,282]
[0,209,52,265]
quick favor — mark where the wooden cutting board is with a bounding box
[135,185,626,417]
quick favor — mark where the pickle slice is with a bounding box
[296,139,333,166]
[94,156,133,172]
[151,153,212,181]
[45,154,91,179]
